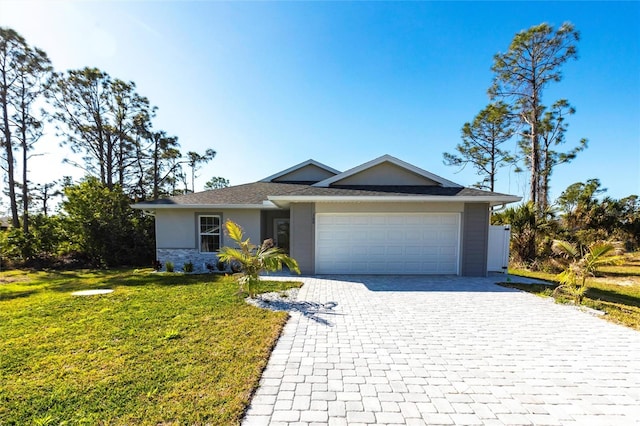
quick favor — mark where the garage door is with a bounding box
[315,213,460,274]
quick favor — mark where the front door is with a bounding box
[274,218,290,253]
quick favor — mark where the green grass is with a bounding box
[0,269,301,425]
[506,253,640,330]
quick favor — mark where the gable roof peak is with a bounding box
[313,154,463,188]
[260,159,340,183]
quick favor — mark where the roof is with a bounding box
[133,182,309,209]
[260,159,340,183]
[132,182,520,209]
[131,155,521,210]
[313,154,461,188]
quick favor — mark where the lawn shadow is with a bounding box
[0,290,37,302]
[586,287,640,308]
[46,270,226,293]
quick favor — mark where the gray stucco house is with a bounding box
[132,155,520,276]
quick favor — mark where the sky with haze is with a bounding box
[0,1,638,203]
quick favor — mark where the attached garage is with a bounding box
[315,213,460,275]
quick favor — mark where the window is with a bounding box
[199,215,221,252]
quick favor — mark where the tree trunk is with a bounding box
[0,80,19,228]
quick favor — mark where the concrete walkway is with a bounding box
[243,276,640,425]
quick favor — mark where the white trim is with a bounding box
[131,203,280,210]
[259,159,341,183]
[268,195,522,208]
[313,154,463,188]
[198,214,222,253]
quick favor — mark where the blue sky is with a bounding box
[1,1,638,203]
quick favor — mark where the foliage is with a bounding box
[489,22,580,208]
[205,176,230,190]
[444,102,515,191]
[0,269,300,425]
[184,149,216,193]
[508,252,640,330]
[556,179,640,249]
[217,220,300,298]
[182,261,193,273]
[164,261,174,272]
[0,27,52,231]
[492,201,556,265]
[62,177,154,267]
[551,240,624,303]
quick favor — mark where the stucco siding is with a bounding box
[223,210,261,245]
[290,203,315,274]
[154,208,261,273]
[315,202,464,214]
[461,203,490,276]
[155,210,196,249]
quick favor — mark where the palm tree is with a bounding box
[217,220,300,298]
[551,240,623,303]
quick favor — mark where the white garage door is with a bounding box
[315,213,460,274]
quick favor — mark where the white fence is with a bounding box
[487,225,511,273]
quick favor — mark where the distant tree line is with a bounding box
[0,27,228,268]
[444,22,639,269]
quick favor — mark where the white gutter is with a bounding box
[131,203,280,210]
[268,195,522,207]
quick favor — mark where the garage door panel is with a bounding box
[316,213,460,275]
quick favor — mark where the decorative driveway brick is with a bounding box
[243,276,640,425]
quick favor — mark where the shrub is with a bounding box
[217,220,300,298]
[165,261,174,272]
[183,261,194,273]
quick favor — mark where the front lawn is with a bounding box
[506,252,640,331]
[0,269,301,425]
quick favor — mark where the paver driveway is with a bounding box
[243,276,640,425]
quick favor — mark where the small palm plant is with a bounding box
[551,239,623,303]
[217,220,300,298]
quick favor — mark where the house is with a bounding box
[132,155,520,276]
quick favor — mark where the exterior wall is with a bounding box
[290,203,315,274]
[274,165,336,183]
[461,203,490,277]
[335,163,439,186]
[154,208,262,272]
[155,210,196,248]
[156,248,226,273]
[316,202,464,214]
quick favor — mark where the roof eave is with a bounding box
[267,195,522,208]
[131,202,279,210]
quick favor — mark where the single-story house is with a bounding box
[132,155,520,276]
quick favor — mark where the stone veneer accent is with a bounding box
[156,248,228,273]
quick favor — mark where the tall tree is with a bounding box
[489,22,579,206]
[130,112,182,200]
[185,148,216,193]
[443,102,515,192]
[0,28,51,229]
[537,100,587,209]
[49,67,152,191]
[204,176,230,190]
[519,100,587,209]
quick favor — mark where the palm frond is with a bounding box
[224,220,245,245]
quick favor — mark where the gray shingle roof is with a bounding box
[134,182,516,207]
[135,182,309,206]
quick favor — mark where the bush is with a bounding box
[165,261,174,272]
[183,261,194,273]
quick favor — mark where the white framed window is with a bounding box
[199,215,221,252]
